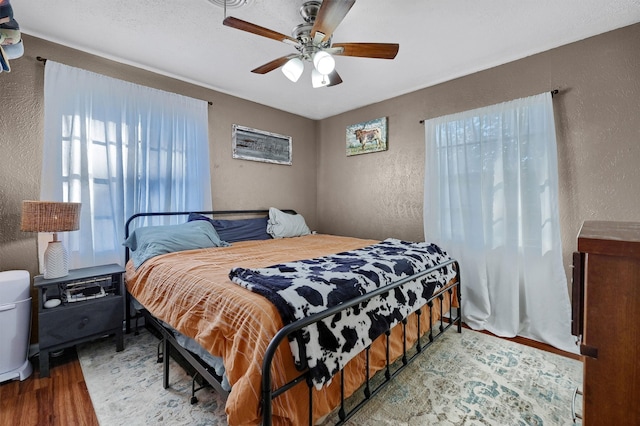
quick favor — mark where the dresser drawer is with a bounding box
[39,296,123,349]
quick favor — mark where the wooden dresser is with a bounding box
[573,221,640,424]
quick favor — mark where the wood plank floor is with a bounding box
[0,348,99,426]
[0,328,580,425]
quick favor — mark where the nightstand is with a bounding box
[34,263,125,377]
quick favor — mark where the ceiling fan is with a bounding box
[222,0,399,88]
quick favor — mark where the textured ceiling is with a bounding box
[12,0,640,119]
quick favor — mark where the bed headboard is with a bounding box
[124,209,297,263]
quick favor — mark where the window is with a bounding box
[424,93,575,353]
[42,61,211,268]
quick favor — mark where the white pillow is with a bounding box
[266,207,311,238]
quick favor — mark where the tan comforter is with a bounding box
[125,234,455,425]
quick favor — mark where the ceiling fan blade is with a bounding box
[251,55,297,74]
[332,42,399,59]
[223,16,299,46]
[311,0,356,43]
[326,70,343,87]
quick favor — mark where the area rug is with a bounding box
[77,327,581,425]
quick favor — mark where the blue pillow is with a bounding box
[124,220,229,268]
[188,213,272,243]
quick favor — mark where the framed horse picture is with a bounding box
[346,117,388,156]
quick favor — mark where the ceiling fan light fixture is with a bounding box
[312,51,335,75]
[282,57,304,82]
[311,69,330,88]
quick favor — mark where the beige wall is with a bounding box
[317,23,640,281]
[1,24,639,339]
[0,35,317,336]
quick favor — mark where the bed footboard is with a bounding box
[261,259,461,426]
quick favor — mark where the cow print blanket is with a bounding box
[228,238,456,388]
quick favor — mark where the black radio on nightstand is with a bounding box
[63,276,111,302]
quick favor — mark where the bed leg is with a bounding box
[428,301,434,342]
[157,340,163,363]
[439,294,445,333]
[416,309,422,353]
[163,336,170,389]
[384,330,391,381]
[339,370,346,421]
[448,288,454,325]
[134,313,141,336]
[364,347,371,398]
[456,284,462,333]
[125,292,131,334]
[401,319,408,365]
[306,376,313,425]
[191,373,200,404]
[456,261,462,333]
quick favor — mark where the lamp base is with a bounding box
[44,240,69,279]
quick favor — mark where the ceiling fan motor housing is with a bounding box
[299,1,321,23]
[293,1,331,61]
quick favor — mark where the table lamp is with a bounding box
[21,201,81,279]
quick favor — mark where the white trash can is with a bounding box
[0,270,33,382]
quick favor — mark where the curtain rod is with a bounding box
[418,89,560,124]
[36,56,214,106]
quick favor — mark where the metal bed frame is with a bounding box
[124,210,461,426]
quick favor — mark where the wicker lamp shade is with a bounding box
[20,201,81,233]
[21,201,81,279]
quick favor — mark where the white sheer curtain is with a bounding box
[41,61,212,269]
[424,92,576,353]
